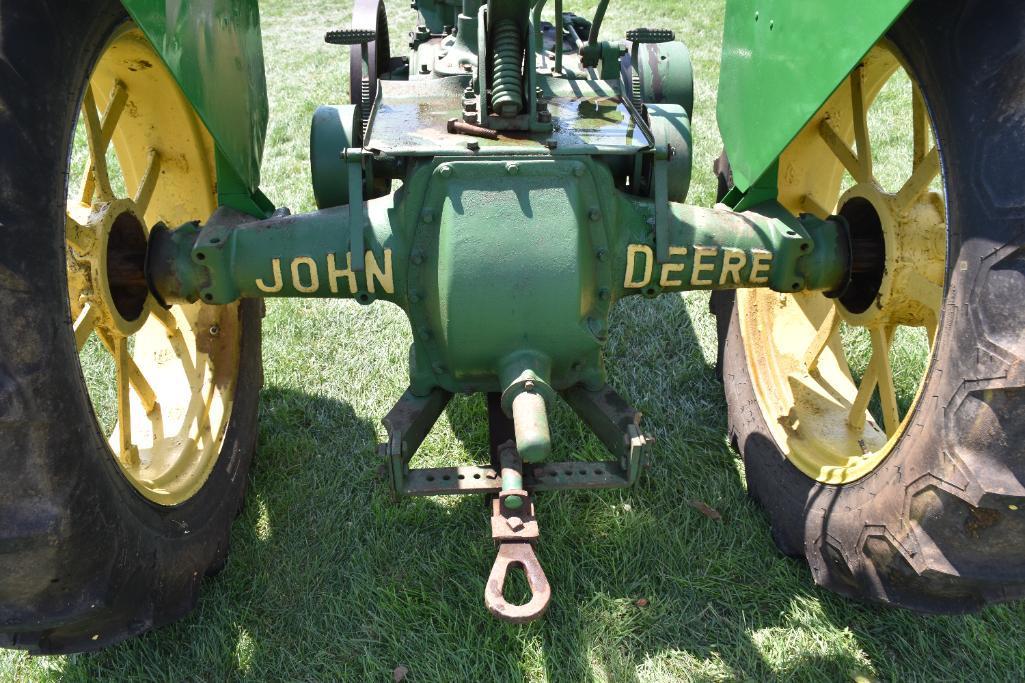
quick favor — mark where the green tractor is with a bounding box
[1,0,1023,651]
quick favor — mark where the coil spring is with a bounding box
[490,20,523,118]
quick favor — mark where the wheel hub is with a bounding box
[67,198,153,337]
[835,182,945,331]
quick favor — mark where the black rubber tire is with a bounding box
[0,1,262,653]
[713,0,1025,613]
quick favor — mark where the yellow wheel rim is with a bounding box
[66,24,242,505]
[737,41,946,485]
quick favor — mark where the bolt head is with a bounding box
[588,208,602,222]
[209,325,221,336]
[421,208,435,223]
[572,166,585,177]
[588,317,608,341]
[524,379,536,392]
[507,516,525,531]
[506,162,519,175]
[467,141,480,151]
[438,165,452,178]
[411,248,425,265]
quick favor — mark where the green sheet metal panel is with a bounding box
[121,0,269,202]
[716,0,912,193]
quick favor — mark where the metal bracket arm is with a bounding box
[342,148,370,272]
[379,388,453,498]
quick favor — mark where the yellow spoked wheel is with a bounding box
[736,41,946,484]
[65,25,242,505]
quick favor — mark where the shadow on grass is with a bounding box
[53,292,1025,681]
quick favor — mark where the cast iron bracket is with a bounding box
[379,385,650,498]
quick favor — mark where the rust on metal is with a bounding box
[447,117,500,140]
[484,455,550,623]
[484,541,552,623]
[490,494,539,541]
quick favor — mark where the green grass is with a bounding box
[5,0,1025,680]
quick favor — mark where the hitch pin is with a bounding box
[484,445,551,623]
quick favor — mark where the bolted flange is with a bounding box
[66,198,153,338]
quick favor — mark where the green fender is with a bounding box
[120,0,274,217]
[716,0,913,196]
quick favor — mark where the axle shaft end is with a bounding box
[512,390,551,463]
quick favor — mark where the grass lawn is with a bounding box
[5,0,1025,680]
